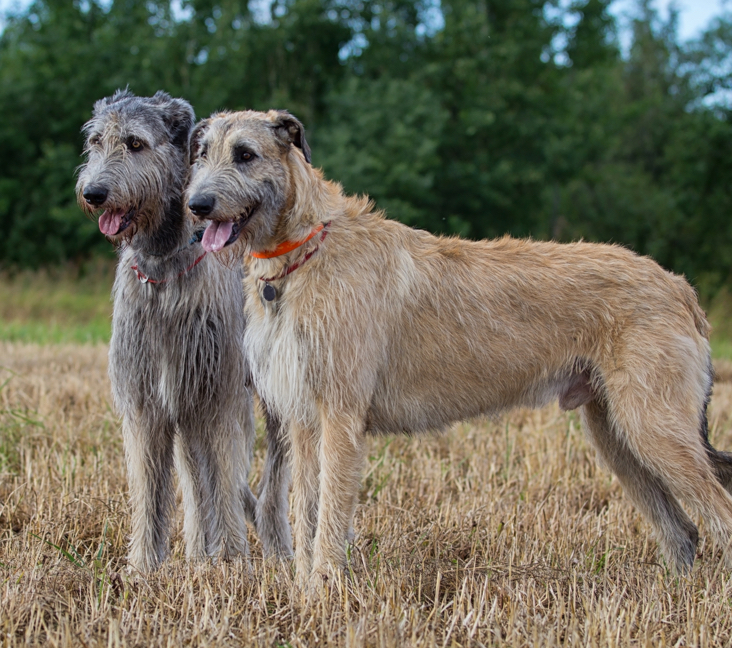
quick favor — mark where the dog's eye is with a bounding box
[89,135,101,146]
[127,138,144,152]
[199,148,208,160]
[235,149,255,164]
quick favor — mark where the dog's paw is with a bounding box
[304,561,349,597]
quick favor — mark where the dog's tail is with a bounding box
[709,449,732,494]
[701,363,732,494]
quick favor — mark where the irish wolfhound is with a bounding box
[186,108,732,584]
[76,92,292,571]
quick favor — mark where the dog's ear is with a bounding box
[189,118,210,164]
[92,87,134,115]
[270,111,311,164]
[151,92,196,154]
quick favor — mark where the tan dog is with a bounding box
[186,109,732,584]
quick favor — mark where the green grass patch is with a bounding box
[0,260,113,344]
[0,319,111,344]
[2,262,732,353]
[706,288,732,361]
[0,371,45,475]
[711,338,732,361]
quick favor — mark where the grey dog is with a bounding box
[76,90,292,571]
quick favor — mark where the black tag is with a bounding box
[263,283,276,302]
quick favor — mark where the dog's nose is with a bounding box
[188,195,216,217]
[83,186,108,207]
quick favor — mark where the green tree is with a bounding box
[0,0,731,296]
[0,0,180,266]
[557,2,685,269]
[0,0,352,266]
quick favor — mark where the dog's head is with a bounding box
[76,89,195,242]
[185,110,313,255]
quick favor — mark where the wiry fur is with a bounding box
[187,109,732,584]
[76,93,292,571]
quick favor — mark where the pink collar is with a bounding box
[131,252,207,284]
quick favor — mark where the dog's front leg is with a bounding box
[310,408,366,585]
[290,418,320,584]
[122,414,176,572]
[175,415,251,563]
[256,406,294,559]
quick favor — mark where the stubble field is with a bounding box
[3,342,732,646]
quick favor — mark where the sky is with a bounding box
[0,0,728,42]
[614,0,727,40]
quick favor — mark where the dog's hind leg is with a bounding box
[602,349,732,568]
[176,416,251,562]
[256,405,294,559]
[123,414,177,572]
[239,408,258,528]
[581,399,699,572]
[175,432,209,560]
[621,425,732,568]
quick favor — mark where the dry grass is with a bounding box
[3,344,732,646]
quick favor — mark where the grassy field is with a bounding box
[2,345,732,646]
[0,263,114,344]
[5,265,732,358]
[4,271,732,645]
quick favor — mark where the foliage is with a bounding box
[0,0,731,291]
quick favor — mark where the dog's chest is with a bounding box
[109,271,233,417]
[244,298,316,425]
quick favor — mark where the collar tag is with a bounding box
[263,283,277,302]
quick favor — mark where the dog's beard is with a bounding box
[209,242,241,269]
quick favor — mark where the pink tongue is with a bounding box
[202,221,235,252]
[99,209,125,235]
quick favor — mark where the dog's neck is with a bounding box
[130,195,196,261]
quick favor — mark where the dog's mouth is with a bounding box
[98,207,137,237]
[201,204,257,253]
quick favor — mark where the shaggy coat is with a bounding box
[77,93,292,571]
[186,109,732,583]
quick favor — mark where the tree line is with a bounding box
[1,0,731,293]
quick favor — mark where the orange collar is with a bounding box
[251,222,327,259]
